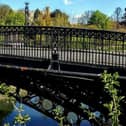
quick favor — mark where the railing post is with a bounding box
[24,3,30,56]
[101,31,104,65]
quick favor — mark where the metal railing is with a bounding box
[0,26,126,68]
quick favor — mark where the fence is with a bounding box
[0,26,126,68]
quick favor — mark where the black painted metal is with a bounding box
[0,62,126,125]
[0,26,126,69]
[25,2,30,26]
[0,26,126,125]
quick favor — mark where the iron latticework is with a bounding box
[0,26,126,68]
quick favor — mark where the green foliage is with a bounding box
[19,89,28,98]
[32,7,70,26]
[0,95,14,112]
[4,123,10,126]
[5,11,25,25]
[88,10,110,29]
[0,3,126,30]
[0,83,15,124]
[101,70,124,126]
[0,4,12,25]
[0,4,25,26]
[14,105,31,126]
[80,103,104,125]
[0,83,30,126]
[51,9,69,26]
[33,8,42,25]
[0,83,16,96]
[34,8,41,21]
[80,71,124,126]
[14,114,30,126]
[53,105,64,126]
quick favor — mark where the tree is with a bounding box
[34,9,41,20]
[5,11,15,25]
[88,10,110,29]
[33,8,42,25]
[33,7,52,26]
[51,9,69,26]
[114,7,122,28]
[119,8,126,26]
[44,6,52,26]
[0,4,12,25]
[51,9,62,17]
[14,11,25,25]
[78,11,93,25]
[5,10,25,25]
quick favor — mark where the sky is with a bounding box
[0,0,126,18]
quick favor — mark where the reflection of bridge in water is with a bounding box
[0,26,126,125]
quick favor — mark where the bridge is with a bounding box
[0,26,126,125]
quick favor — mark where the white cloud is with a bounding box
[63,0,72,5]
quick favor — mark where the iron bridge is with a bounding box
[0,26,126,125]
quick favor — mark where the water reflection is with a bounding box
[80,120,91,126]
[3,102,58,126]
[3,102,99,126]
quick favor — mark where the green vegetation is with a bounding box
[5,11,25,25]
[0,94,14,123]
[0,3,126,31]
[13,104,31,126]
[0,83,16,123]
[0,71,124,126]
[53,105,65,126]
[80,103,104,125]
[88,10,110,29]
[0,83,30,126]
[101,71,124,126]
[79,71,124,126]
[0,4,24,25]
[0,4,126,53]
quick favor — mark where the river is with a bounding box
[3,102,58,126]
[2,102,91,126]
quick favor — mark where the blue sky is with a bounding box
[0,0,126,18]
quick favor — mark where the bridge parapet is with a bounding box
[0,26,126,68]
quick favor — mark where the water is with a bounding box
[80,120,91,126]
[3,102,58,126]
[3,102,92,126]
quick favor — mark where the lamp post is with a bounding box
[25,2,30,26]
[124,8,126,24]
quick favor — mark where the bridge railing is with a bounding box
[0,26,126,68]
